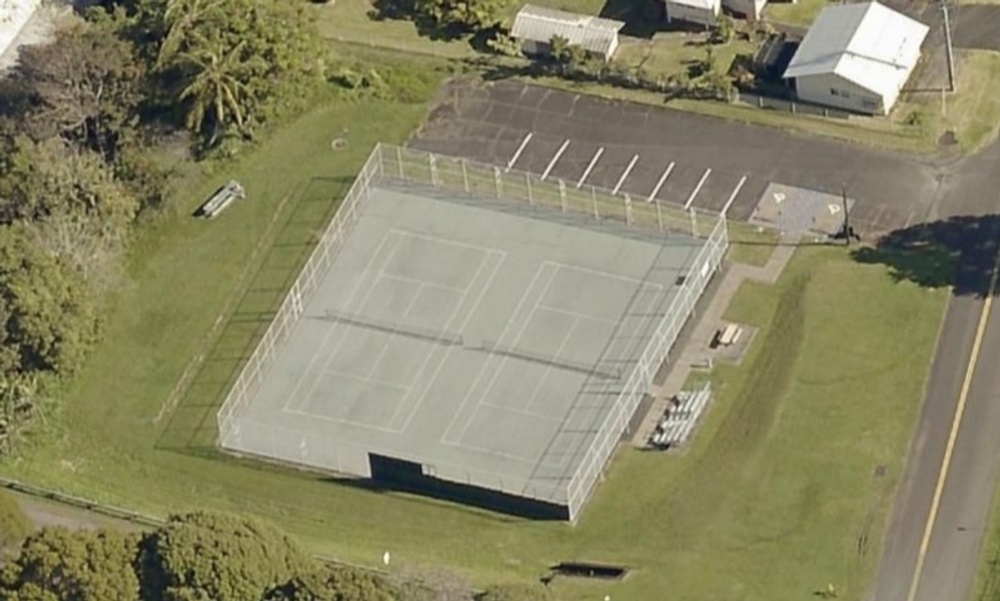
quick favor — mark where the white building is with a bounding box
[511,5,625,62]
[782,1,929,115]
[0,0,41,68]
[664,0,721,28]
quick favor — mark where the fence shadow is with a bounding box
[155,176,354,454]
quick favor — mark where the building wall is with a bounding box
[793,73,888,115]
[0,0,41,62]
[520,37,616,62]
[722,0,766,19]
[665,2,719,27]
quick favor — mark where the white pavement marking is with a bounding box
[684,168,712,210]
[720,175,748,217]
[648,161,675,202]
[612,154,640,195]
[505,132,533,172]
[576,147,604,188]
[541,139,570,181]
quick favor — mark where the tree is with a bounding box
[153,0,325,148]
[139,512,316,601]
[0,488,30,551]
[0,137,139,232]
[412,0,510,32]
[476,583,553,601]
[266,567,397,601]
[0,527,142,601]
[0,226,100,376]
[7,20,146,162]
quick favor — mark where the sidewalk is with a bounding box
[631,233,799,446]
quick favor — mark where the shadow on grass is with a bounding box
[155,175,354,453]
[852,215,1000,297]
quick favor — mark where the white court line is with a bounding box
[684,168,712,210]
[388,249,502,431]
[444,263,561,445]
[440,438,543,465]
[382,273,465,294]
[576,147,604,188]
[280,231,403,412]
[612,154,639,195]
[505,132,533,172]
[322,369,411,392]
[388,227,499,255]
[547,260,661,289]
[648,161,675,203]
[538,304,621,327]
[720,175,748,217]
[364,283,425,379]
[480,401,563,422]
[522,317,580,414]
[284,407,401,435]
[541,139,570,181]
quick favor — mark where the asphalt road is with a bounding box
[869,140,1000,601]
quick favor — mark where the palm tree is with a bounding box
[156,0,224,70]
[177,39,250,146]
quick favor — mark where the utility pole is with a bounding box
[942,0,957,92]
[841,185,852,246]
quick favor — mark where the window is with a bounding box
[830,88,839,96]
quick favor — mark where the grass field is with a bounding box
[765,0,827,26]
[0,87,948,597]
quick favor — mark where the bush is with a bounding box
[0,489,30,550]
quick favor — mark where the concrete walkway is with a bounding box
[632,233,799,447]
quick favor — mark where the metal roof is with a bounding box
[783,2,929,96]
[0,0,41,67]
[511,5,625,56]
[666,0,720,12]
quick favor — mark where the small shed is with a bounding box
[664,0,721,28]
[510,5,626,62]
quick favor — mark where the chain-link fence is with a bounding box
[382,145,715,237]
[217,143,728,521]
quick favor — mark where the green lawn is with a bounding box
[765,0,828,27]
[0,94,948,597]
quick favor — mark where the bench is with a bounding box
[198,180,246,218]
[716,323,742,347]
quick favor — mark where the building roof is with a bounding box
[0,0,41,67]
[511,5,625,56]
[782,1,929,96]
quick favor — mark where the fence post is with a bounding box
[462,159,469,193]
[624,193,632,225]
[559,180,567,212]
[655,199,663,232]
[494,166,503,198]
[758,95,763,109]
[690,207,698,237]
[526,173,534,205]
[429,153,438,187]
[377,144,385,179]
[592,185,599,219]
[396,146,404,179]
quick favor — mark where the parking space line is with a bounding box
[505,132,533,172]
[576,147,604,188]
[684,168,712,209]
[720,175,748,217]
[648,162,675,203]
[541,139,570,181]
[612,154,639,195]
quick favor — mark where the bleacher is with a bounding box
[648,386,711,450]
[198,180,246,218]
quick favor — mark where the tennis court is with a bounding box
[219,144,726,520]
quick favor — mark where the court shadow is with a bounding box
[852,214,1000,297]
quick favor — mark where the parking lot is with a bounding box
[411,80,948,235]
